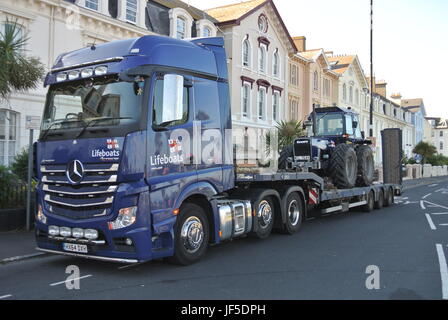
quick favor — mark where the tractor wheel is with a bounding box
[328,144,358,189]
[278,145,294,171]
[356,145,375,187]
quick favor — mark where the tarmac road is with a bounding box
[1,177,447,300]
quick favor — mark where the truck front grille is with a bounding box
[293,139,312,161]
[41,162,119,220]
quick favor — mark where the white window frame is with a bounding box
[342,83,347,101]
[257,87,267,121]
[241,82,252,119]
[85,0,99,11]
[0,109,19,167]
[176,16,187,39]
[242,37,251,69]
[272,90,281,122]
[272,49,280,79]
[258,44,267,74]
[196,19,217,38]
[125,0,138,23]
[313,71,319,92]
[169,7,194,39]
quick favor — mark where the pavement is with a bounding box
[0,176,447,299]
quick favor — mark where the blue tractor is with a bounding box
[279,106,375,189]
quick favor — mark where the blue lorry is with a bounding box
[34,35,401,265]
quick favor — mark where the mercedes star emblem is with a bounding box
[66,160,84,184]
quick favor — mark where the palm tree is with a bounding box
[0,19,45,100]
[265,120,306,156]
[413,141,437,164]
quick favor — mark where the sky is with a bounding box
[188,0,448,118]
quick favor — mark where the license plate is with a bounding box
[63,243,88,253]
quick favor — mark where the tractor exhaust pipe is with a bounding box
[312,103,317,137]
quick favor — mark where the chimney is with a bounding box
[293,36,306,52]
[390,93,402,105]
[375,80,387,98]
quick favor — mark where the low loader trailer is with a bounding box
[34,35,402,265]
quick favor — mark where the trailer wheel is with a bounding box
[251,197,275,239]
[375,190,384,210]
[362,191,375,212]
[282,193,304,235]
[384,188,394,207]
[169,203,209,266]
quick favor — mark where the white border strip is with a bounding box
[425,214,437,230]
[0,294,12,299]
[436,244,448,300]
[50,275,92,287]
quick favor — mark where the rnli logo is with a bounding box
[66,160,84,185]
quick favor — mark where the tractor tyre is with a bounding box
[328,144,358,189]
[356,145,375,187]
[278,145,294,171]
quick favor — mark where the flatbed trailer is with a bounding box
[235,171,401,218]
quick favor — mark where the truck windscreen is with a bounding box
[316,113,344,136]
[40,76,145,140]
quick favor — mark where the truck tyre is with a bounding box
[251,197,275,239]
[282,192,304,235]
[328,144,358,189]
[169,203,209,266]
[375,190,384,210]
[362,191,375,212]
[384,188,394,207]
[278,145,293,171]
[356,145,374,187]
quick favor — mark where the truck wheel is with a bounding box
[328,144,358,189]
[375,190,384,210]
[251,197,275,239]
[362,191,375,212]
[356,145,374,187]
[169,203,209,266]
[278,145,293,171]
[282,193,304,235]
[384,188,394,207]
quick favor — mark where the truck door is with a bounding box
[146,72,196,215]
[193,76,223,192]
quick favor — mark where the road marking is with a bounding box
[440,224,448,227]
[0,252,47,264]
[0,294,12,299]
[429,184,439,187]
[50,274,92,287]
[420,201,426,210]
[436,244,448,300]
[432,212,448,215]
[423,193,432,199]
[425,214,437,230]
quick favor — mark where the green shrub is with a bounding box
[10,148,29,182]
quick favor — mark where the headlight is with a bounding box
[37,205,47,224]
[84,229,99,240]
[59,227,71,237]
[72,228,84,238]
[94,66,108,76]
[108,206,137,230]
[48,226,60,236]
[68,70,80,80]
[56,73,67,82]
[81,68,93,78]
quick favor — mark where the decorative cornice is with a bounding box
[272,85,283,95]
[241,76,255,88]
[257,79,271,89]
[258,36,270,49]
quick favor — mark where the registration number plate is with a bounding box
[63,243,88,253]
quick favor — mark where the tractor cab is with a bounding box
[308,107,363,142]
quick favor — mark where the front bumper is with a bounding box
[36,248,138,264]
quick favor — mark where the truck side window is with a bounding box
[345,115,354,135]
[152,74,189,127]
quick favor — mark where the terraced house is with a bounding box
[205,0,297,136]
[0,0,217,166]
